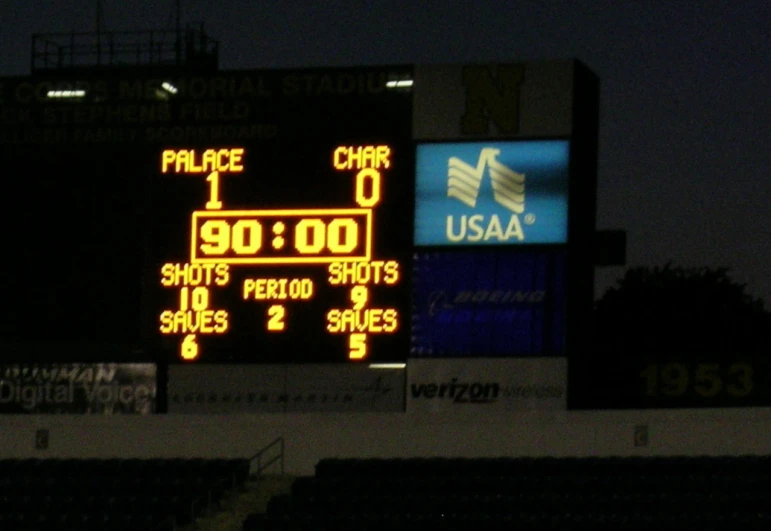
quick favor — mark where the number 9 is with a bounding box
[200,220,230,254]
[350,286,368,310]
[660,363,688,396]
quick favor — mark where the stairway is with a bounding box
[179,475,297,531]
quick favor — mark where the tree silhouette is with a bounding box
[593,264,770,357]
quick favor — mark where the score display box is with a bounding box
[190,209,372,264]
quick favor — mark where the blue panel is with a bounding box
[411,251,566,357]
[414,141,570,246]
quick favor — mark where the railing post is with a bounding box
[249,436,286,478]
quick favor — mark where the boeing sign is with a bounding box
[411,251,567,357]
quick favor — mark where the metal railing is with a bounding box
[153,515,176,531]
[147,440,284,529]
[30,23,218,71]
[250,437,286,477]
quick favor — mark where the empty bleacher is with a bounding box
[0,457,250,530]
[245,456,771,530]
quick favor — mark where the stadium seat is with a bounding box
[0,457,250,529]
[247,456,771,530]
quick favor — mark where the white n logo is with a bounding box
[447,148,525,214]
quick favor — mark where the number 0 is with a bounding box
[232,220,262,254]
[327,218,359,253]
[295,219,326,254]
[355,169,381,207]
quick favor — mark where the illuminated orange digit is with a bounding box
[267,305,286,331]
[350,286,368,310]
[181,334,199,360]
[349,333,367,359]
[232,220,262,254]
[205,171,223,210]
[200,220,230,255]
[294,219,326,254]
[355,168,381,207]
[179,287,189,311]
[327,218,359,253]
[192,287,209,310]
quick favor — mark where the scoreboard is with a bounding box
[0,61,599,373]
[4,59,767,412]
[151,144,412,363]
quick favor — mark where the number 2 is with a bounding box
[694,364,722,397]
[267,305,286,331]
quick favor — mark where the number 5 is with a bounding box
[694,364,722,397]
[349,333,367,360]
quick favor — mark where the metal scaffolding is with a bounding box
[30,23,218,72]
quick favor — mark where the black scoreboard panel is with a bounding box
[150,142,414,363]
[0,67,414,364]
[0,141,151,360]
[147,69,413,363]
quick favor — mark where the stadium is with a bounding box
[1,23,770,530]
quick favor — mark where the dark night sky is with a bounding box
[1,0,769,305]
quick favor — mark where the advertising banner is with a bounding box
[414,140,570,246]
[411,251,566,357]
[0,363,156,414]
[168,364,406,413]
[407,358,566,416]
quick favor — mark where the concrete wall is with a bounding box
[1,408,770,476]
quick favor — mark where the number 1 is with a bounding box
[206,171,222,210]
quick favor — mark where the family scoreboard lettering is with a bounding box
[0,61,600,369]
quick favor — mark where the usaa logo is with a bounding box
[446,147,532,242]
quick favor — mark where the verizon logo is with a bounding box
[410,378,499,403]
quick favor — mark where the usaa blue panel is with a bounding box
[410,251,566,357]
[414,140,569,246]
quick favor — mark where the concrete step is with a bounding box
[179,475,297,531]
